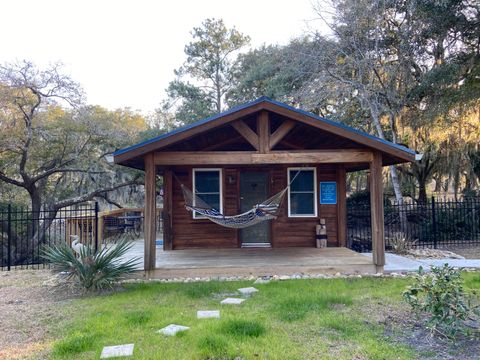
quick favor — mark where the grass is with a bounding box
[48,273,480,360]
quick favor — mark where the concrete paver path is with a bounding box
[100,344,134,358]
[362,253,480,272]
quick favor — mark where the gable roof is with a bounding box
[114,97,418,166]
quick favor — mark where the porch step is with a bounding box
[241,243,271,248]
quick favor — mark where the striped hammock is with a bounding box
[179,184,287,229]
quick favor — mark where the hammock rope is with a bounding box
[175,171,301,229]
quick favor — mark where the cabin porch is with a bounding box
[124,239,377,277]
[114,98,419,275]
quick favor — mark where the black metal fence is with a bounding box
[0,203,99,270]
[348,196,480,252]
[1,203,164,270]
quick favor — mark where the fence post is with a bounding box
[431,196,437,249]
[7,204,12,271]
[94,202,99,253]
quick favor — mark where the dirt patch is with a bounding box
[363,301,480,360]
[0,270,83,360]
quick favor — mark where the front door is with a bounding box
[240,171,270,247]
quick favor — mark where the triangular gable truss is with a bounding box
[114,97,417,169]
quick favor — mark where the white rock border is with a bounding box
[120,268,480,284]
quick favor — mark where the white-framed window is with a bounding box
[287,167,317,217]
[192,168,223,219]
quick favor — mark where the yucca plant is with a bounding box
[41,238,140,291]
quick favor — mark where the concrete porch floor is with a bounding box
[124,240,377,278]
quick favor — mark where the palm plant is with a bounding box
[41,238,139,291]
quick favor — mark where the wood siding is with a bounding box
[168,164,342,249]
[171,168,237,249]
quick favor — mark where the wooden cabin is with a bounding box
[113,97,418,272]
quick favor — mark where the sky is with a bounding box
[1,0,322,115]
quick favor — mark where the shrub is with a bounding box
[389,232,417,255]
[41,238,139,291]
[403,264,480,338]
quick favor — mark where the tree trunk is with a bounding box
[417,180,428,205]
[26,185,52,252]
[453,170,460,201]
[368,102,403,200]
[215,70,222,112]
[29,186,42,241]
[367,100,407,231]
[433,176,442,192]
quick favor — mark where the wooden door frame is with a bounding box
[237,168,272,248]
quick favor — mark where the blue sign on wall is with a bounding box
[320,182,337,205]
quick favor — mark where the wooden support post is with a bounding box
[369,152,385,270]
[337,165,347,247]
[257,110,270,153]
[144,153,156,271]
[163,169,173,250]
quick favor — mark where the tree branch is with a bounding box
[54,178,143,210]
[96,193,124,209]
[32,168,107,183]
[0,171,25,187]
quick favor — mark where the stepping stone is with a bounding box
[100,344,134,358]
[156,324,190,336]
[254,278,270,284]
[197,310,220,319]
[238,287,259,295]
[220,297,245,305]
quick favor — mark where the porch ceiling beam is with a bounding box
[269,120,295,149]
[154,150,373,165]
[230,120,259,150]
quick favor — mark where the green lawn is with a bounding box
[49,273,480,360]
